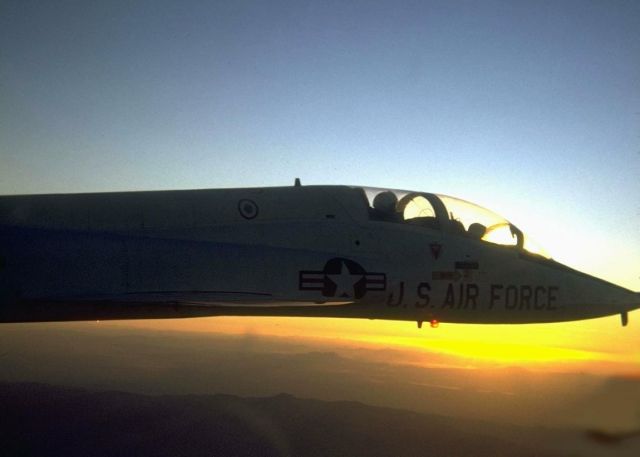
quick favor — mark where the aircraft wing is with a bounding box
[1,290,358,323]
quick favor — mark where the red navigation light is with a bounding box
[430,319,439,328]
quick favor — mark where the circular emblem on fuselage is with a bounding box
[298,257,387,299]
[238,199,259,220]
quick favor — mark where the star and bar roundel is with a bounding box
[298,258,386,299]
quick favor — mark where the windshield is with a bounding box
[360,187,550,258]
[436,194,549,257]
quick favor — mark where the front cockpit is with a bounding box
[360,187,550,258]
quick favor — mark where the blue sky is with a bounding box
[1,0,639,289]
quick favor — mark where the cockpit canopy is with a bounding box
[360,187,550,258]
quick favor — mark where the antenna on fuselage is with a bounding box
[294,178,301,187]
[621,311,629,326]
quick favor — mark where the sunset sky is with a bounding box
[1,1,639,376]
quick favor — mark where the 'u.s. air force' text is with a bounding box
[386,282,559,311]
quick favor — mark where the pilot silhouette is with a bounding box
[371,191,401,222]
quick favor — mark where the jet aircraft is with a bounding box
[1,182,638,326]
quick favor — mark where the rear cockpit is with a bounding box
[359,187,550,258]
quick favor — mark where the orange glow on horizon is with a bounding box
[111,312,640,376]
[356,335,605,364]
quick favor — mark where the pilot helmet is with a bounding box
[373,191,398,214]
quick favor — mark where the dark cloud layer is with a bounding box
[2,382,563,457]
[2,323,639,432]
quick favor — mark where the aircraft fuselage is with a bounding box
[0,185,637,325]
